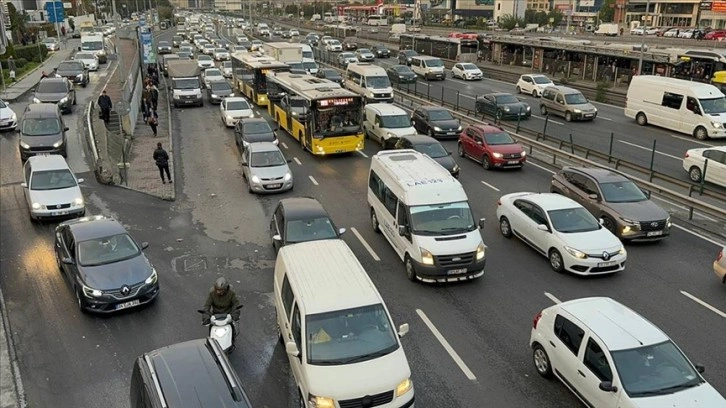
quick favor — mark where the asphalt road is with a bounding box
[0,25,724,408]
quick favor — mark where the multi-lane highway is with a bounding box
[0,23,724,408]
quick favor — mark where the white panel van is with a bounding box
[363,103,416,148]
[344,63,394,103]
[368,150,487,283]
[274,240,415,408]
[625,76,726,140]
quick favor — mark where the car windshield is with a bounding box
[306,304,399,365]
[209,82,230,91]
[223,62,232,69]
[428,109,454,121]
[250,150,286,167]
[81,41,103,51]
[358,48,371,53]
[159,41,170,46]
[77,233,141,266]
[323,70,340,79]
[22,118,61,136]
[547,207,600,233]
[394,66,412,73]
[611,341,703,397]
[409,201,477,235]
[341,53,354,58]
[206,69,222,77]
[215,48,226,53]
[699,97,726,114]
[484,131,515,145]
[0,100,6,108]
[461,63,478,70]
[426,59,444,67]
[404,50,417,56]
[414,142,448,158]
[75,53,95,60]
[533,76,552,84]
[285,216,337,243]
[380,114,411,128]
[330,40,340,45]
[198,55,212,61]
[289,62,304,70]
[30,169,76,190]
[43,38,57,44]
[37,81,67,93]
[495,95,519,104]
[565,93,589,105]
[58,62,83,71]
[600,181,648,203]
[243,121,272,134]
[304,61,318,70]
[172,78,200,89]
[366,76,390,89]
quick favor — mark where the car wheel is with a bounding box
[404,255,418,282]
[482,155,491,170]
[371,208,380,233]
[75,287,86,313]
[636,112,648,126]
[516,86,521,94]
[693,126,708,141]
[499,217,513,238]
[540,105,547,115]
[688,166,703,182]
[565,111,572,122]
[495,110,502,120]
[457,143,465,157]
[533,344,553,378]
[298,391,306,408]
[548,249,565,273]
[55,252,63,271]
[532,89,538,97]
[601,216,617,234]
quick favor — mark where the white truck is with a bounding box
[262,42,303,63]
[167,60,203,107]
[80,34,107,63]
[595,23,620,36]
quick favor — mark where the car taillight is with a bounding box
[717,250,724,262]
[533,311,542,329]
[684,152,690,158]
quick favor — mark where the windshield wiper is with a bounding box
[337,350,390,364]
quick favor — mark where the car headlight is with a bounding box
[73,197,84,206]
[225,115,234,121]
[420,247,434,265]
[59,97,68,104]
[617,246,626,256]
[53,140,64,148]
[711,121,722,129]
[396,378,413,397]
[10,112,17,121]
[573,109,582,113]
[32,97,41,104]
[492,152,504,158]
[504,106,511,111]
[76,73,84,79]
[211,94,218,98]
[20,141,30,149]
[564,246,588,259]
[145,268,158,285]
[284,172,292,181]
[433,126,442,131]
[476,242,486,260]
[593,107,598,112]
[251,175,260,183]
[453,164,460,172]
[521,150,527,157]
[308,395,334,408]
[457,125,462,131]
[31,202,41,210]
[526,106,531,111]
[666,216,672,228]
[82,284,103,298]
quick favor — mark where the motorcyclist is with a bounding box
[202,277,241,335]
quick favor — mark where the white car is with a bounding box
[630,26,644,35]
[203,43,215,55]
[451,62,483,80]
[22,155,85,221]
[355,48,375,62]
[496,192,626,275]
[195,40,209,52]
[0,99,18,131]
[221,61,233,78]
[213,48,230,61]
[516,74,554,97]
[289,29,300,36]
[202,68,225,88]
[338,52,358,66]
[682,146,726,188]
[715,247,726,283]
[196,55,215,69]
[73,52,99,71]
[236,35,248,43]
[320,36,334,45]
[250,40,263,51]
[530,297,726,408]
[326,39,343,52]
[220,97,254,127]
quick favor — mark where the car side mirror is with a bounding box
[285,341,300,357]
[478,218,486,229]
[241,162,248,167]
[286,159,292,163]
[272,234,282,242]
[141,242,150,249]
[62,257,75,265]
[398,323,409,338]
[77,46,81,51]
[598,381,618,392]
[536,224,549,232]
[338,227,346,235]
[77,178,84,183]
[695,364,705,374]
[64,127,69,131]
[20,182,27,188]
[587,193,599,201]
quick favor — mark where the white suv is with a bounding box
[530,297,726,407]
[22,154,85,221]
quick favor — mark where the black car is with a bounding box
[54,216,159,313]
[371,45,391,58]
[305,34,319,46]
[270,197,346,252]
[316,69,343,84]
[235,118,278,150]
[475,93,531,120]
[281,31,292,38]
[398,49,418,66]
[387,65,417,84]
[55,60,89,87]
[172,35,183,47]
[207,80,234,104]
[394,135,459,177]
[33,78,76,114]
[411,106,462,139]
[342,37,358,51]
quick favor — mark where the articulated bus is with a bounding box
[266,72,365,155]
[231,53,290,106]
[399,34,479,62]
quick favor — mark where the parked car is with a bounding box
[475,93,531,120]
[315,68,343,84]
[270,197,345,252]
[42,37,59,51]
[0,99,18,131]
[398,49,418,65]
[32,78,76,114]
[394,135,459,177]
[355,48,375,62]
[516,74,554,97]
[220,97,254,127]
[450,62,483,80]
[387,65,417,84]
[240,142,293,194]
[497,192,626,274]
[550,167,671,241]
[411,106,462,139]
[22,154,84,221]
[234,118,278,151]
[682,146,726,188]
[206,80,234,104]
[458,124,526,169]
[705,29,726,40]
[55,60,89,87]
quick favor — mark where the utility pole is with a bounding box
[637,0,650,74]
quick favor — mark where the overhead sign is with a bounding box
[44,1,65,23]
[699,1,712,10]
[140,31,156,64]
[63,2,72,8]
[713,1,726,11]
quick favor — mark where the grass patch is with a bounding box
[2,61,41,85]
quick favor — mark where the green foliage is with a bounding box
[599,0,615,23]
[499,14,526,31]
[158,6,173,21]
[0,58,28,69]
[2,61,38,82]
[596,81,611,102]
[285,4,299,16]
[12,44,48,63]
[547,10,564,27]
[7,3,27,44]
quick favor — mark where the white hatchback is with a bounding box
[530,297,726,408]
[496,192,626,275]
[682,146,726,188]
[220,97,254,127]
[451,62,483,80]
[516,74,554,97]
[22,154,85,221]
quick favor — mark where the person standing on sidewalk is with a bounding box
[149,83,159,110]
[7,57,16,82]
[98,90,113,124]
[153,143,172,184]
[148,108,159,137]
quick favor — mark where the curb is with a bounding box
[0,287,26,408]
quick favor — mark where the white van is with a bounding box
[345,63,393,103]
[363,103,416,148]
[273,240,415,408]
[410,56,445,81]
[298,44,314,60]
[368,150,487,283]
[625,76,726,140]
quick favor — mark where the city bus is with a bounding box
[231,53,290,106]
[266,72,365,155]
[367,15,388,26]
[399,34,479,62]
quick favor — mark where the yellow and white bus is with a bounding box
[231,53,289,106]
[266,72,365,155]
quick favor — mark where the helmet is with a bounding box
[214,277,230,293]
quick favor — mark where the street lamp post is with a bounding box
[637,0,651,75]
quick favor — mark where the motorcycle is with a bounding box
[197,305,243,353]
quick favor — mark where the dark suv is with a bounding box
[411,106,462,139]
[131,338,253,408]
[33,78,76,114]
[18,103,68,160]
[56,60,89,87]
[398,49,418,65]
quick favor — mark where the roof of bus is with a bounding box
[268,72,342,93]
[263,42,303,50]
[232,52,289,68]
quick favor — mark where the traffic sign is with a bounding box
[44,1,65,23]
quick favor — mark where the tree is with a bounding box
[68,17,75,31]
[285,4,299,16]
[7,3,27,45]
[547,9,564,27]
[499,14,525,31]
[598,0,615,23]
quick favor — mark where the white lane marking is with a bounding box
[459,94,476,100]
[281,142,289,149]
[350,227,381,261]
[617,140,681,160]
[525,161,555,174]
[308,175,319,185]
[358,151,369,158]
[416,309,477,381]
[670,134,715,147]
[672,223,725,247]
[544,292,562,304]
[480,180,500,192]
[293,157,302,165]
[417,81,430,87]
[680,291,726,318]
[598,116,613,121]
[532,115,563,125]
[650,197,718,223]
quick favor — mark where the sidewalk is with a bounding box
[1,289,23,408]
[1,39,79,103]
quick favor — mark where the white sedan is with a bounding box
[451,62,483,80]
[202,68,225,88]
[220,97,254,127]
[683,146,726,188]
[213,48,230,61]
[496,192,626,275]
[0,99,18,131]
[203,44,216,55]
[221,61,233,78]
[73,52,99,71]
[515,74,554,97]
[196,55,215,69]
[326,40,342,52]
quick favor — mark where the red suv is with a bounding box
[704,30,726,40]
[457,124,527,169]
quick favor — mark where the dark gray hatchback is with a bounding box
[56,60,89,87]
[32,78,76,113]
[18,103,68,161]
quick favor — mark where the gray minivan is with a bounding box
[18,103,68,161]
[540,86,598,122]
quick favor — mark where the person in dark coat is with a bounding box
[97,90,113,123]
[149,84,159,110]
[202,277,241,334]
[148,108,159,136]
[153,142,172,184]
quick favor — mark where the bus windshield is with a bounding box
[699,97,726,114]
[315,99,362,137]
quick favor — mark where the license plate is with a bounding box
[447,131,457,135]
[647,230,663,237]
[598,261,617,267]
[267,183,282,188]
[0,121,7,125]
[508,160,520,165]
[51,210,68,216]
[585,114,593,118]
[447,268,467,275]
[116,300,140,310]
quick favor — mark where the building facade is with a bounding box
[494,0,526,20]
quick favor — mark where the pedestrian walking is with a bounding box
[97,90,113,123]
[149,83,159,110]
[148,108,159,136]
[61,26,66,37]
[153,142,172,184]
[7,57,16,82]
[40,71,49,80]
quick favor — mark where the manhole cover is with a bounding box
[183,256,207,272]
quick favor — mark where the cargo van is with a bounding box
[344,63,393,103]
[273,240,415,408]
[625,76,726,140]
[368,150,487,282]
[363,103,416,148]
[410,56,445,81]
